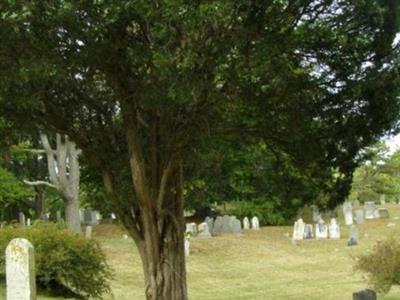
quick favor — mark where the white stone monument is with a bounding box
[315,219,328,239]
[184,238,190,257]
[197,222,211,237]
[85,225,92,239]
[243,217,250,230]
[364,201,376,219]
[213,216,223,234]
[6,238,36,300]
[19,212,26,226]
[185,222,197,237]
[251,216,260,230]
[342,201,353,225]
[292,218,305,240]
[354,209,365,224]
[328,218,340,239]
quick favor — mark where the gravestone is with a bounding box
[378,208,390,219]
[329,218,340,239]
[26,219,31,227]
[197,222,211,237]
[184,238,190,257]
[19,212,26,226]
[213,216,223,234]
[364,202,376,219]
[231,219,242,234]
[315,219,328,239]
[185,223,197,237]
[222,215,231,233]
[380,194,386,205]
[205,217,214,235]
[347,225,358,246]
[251,216,260,230]
[354,209,365,224]
[293,218,305,240]
[85,225,92,239]
[343,201,353,225]
[56,211,63,223]
[303,224,314,239]
[6,238,36,300]
[353,288,376,300]
[243,217,250,230]
[83,209,98,226]
[373,209,380,219]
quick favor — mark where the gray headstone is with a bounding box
[197,222,211,237]
[353,288,376,300]
[343,201,353,225]
[354,209,365,224]
[26,219,31,227]
[83,209,99,226]
[222,215,231,233]
[213,216,223,234]
[303,224,314,239]
[377,208,389,219]
[231,219,242,234]
[364,202,376,219]
[6,238,36,300]
[315,219,328,239]
[205,217,214,235]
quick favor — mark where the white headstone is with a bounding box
[222,215,231,233]
[205,217,214,235]
[251,216,260,230]
[19,213,26,226]
[342,201,353,225]
[315,219,328,239]
[292,218,305,240]
[243,217,250,230]
[6,238,36,300]
[197,222,211,237]
[364,201,376,219]
[213,216,223,234]
[303,224,314,239]
[184,238,190,257]
[26,219,31,227]
[185,223,197,237]
[328,218,340,239]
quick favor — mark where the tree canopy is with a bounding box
[0,1,399,299]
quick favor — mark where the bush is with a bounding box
[354,239,400,294]
[231,200,288,225]
[0,222,113,299]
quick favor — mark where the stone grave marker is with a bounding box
[303,224,314,239]
[251,216,260,230]
[83,209,99,226]
[197,222,211,238]
[373,209,380,219]
[6,238,36,300]
[222,215,231,233]
[377,208,389,219]
[347,225,358,246]
[354,209,365,224]
[293,218,305,240]
[205,217,214,234]
[184,238,190,257]
[213,216,223,234]
[85,225,92,239]
[26,219,31,227]
[19,212,26,226]
[343,201,353,225]
[231,219,242,234]
[353,288,376,300]
[315,219,328,239]
[364,202,376,219]
[243,217,250,230]
[329,218,340,239]
[185,223,197,237]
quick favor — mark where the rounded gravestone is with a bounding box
[6,238,36,300]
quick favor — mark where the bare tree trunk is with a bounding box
[34,186,46,220]
[65,197,81,233]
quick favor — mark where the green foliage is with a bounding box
[0,167,33,205]
[355,239,400,294]
[0,222,113,299]
[230,200,286,225]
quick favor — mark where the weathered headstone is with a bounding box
[19,212,26,226]
[243,217,250,230]
[303,224,314,239]
[251,216,260,230]
[231,219,242,234]
[354,209,365,224]
[213,216,223,234]
[347,225,358,246]
[293,218,305,240]
[6,238,36,300]
[83,209,99,226]
[377,208,390,219]
[343,201,353,225]
[329,218,340,239]
[222,215,231,233]
[185,223,197,237]
[352,288,376,300]
[205,216,214,235]
[373,209,380,219]
[197,222,211,238]
[315,219,328,239]
[364,201,376,219]
[85,225,92,239]
[26,219,31,227]
[380,194,386,205]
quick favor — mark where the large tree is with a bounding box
[0,1,399,299]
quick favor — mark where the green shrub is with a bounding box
[231,200,287,225]
[354,239,400,294]
[0,222,113,299]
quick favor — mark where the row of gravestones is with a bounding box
[185,215,261,237]
[293,218,340,240]
[3,237,377,300]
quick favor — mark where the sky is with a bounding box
[384,134,400,155]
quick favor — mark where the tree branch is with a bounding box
[24,180,56,189]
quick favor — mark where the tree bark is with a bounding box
[65,196,82,233]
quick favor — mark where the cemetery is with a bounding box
[0,1,399,300]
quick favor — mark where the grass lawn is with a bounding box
[2,204,400,299]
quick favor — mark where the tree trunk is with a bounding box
[65,196,82,234]
[34,186,46,220]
